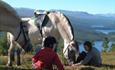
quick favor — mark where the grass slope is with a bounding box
[0,52,115,70]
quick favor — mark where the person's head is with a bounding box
[83,41,92,51]
[43,36,57,49]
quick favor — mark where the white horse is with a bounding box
[0,1,33,66]
[33,10,79,64]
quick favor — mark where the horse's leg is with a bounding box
[16,48,21,66]
[41,37,45,47]
[7,41,15,66]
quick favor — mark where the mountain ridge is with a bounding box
[15,8,115,18]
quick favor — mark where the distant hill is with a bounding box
[96,14,115,18]
[15,8,34,17]
[14,8,115,41]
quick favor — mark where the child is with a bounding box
[32,36,64,70]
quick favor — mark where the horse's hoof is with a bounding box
[16,63,21,66]
[6,63,12,66]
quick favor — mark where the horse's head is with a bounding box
[63,40,79,65]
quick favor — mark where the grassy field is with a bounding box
[0,52,115,70]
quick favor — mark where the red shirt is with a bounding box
[32,47,64,70]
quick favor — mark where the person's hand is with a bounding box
[72,63,81,66]
[32,62,35,69]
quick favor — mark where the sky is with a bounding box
[3,0,115,14]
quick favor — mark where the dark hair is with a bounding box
[84,41,92,50]
[44,36,57,48]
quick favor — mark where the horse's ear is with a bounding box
[21,18,30,23]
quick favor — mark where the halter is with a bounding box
[15,22,29,48]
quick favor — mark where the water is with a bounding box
[95,29,115,34]
[91,25,104,28]
[0,32,5,36]
[79,41,115,52]
[91,25,115,34]
[107,41,115,52]
[79,41,103,52]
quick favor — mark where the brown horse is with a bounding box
[0,1,32,66]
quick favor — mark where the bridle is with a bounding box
[63,40,74,54]
[15,22,29,48]
[63,40,78,54]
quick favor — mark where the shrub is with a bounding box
[57,40,68,65]
[0,33,8,55]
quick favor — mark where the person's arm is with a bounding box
[80,51,93,65]
[32,51,40,63]
[72,62,81,66]
[72,52,93,66]
[54,53,64,70]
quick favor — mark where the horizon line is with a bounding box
[15,7,115,15]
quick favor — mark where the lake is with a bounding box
[79,41,115,52]
[95,29,115,34]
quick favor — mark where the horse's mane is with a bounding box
[62,13,74,39]
[0,0,20,19]
[54,11,74,41]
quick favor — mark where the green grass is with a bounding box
[111,44,115,52]
[0,52,115,70]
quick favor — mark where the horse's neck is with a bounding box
[48,12,74,42]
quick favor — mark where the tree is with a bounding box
[102,37,109,52]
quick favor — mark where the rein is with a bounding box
[15,22,29,48]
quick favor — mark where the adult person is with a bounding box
[73,41,102,66]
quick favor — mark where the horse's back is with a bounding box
[0,0,20,20]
